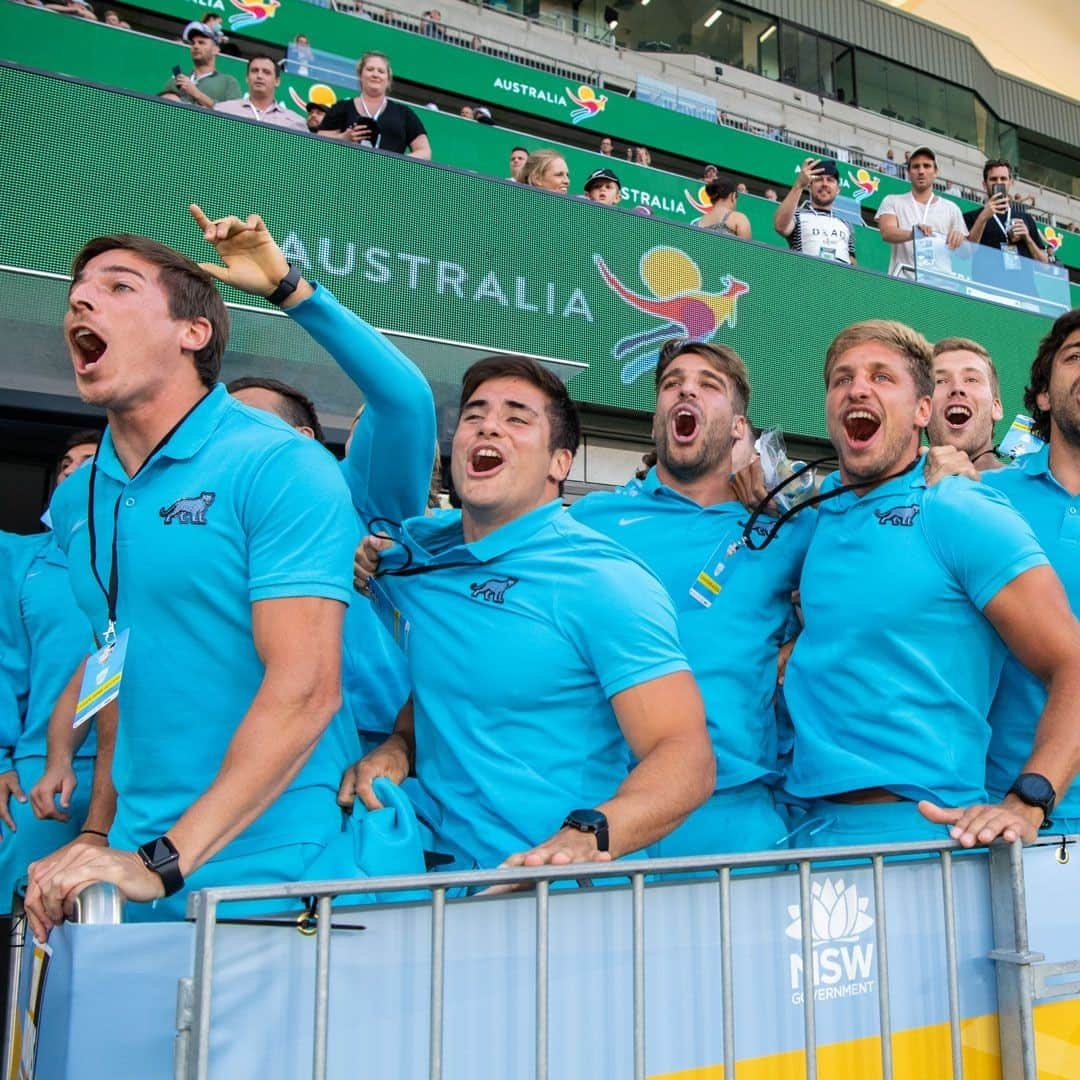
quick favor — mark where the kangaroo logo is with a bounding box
[159,492,216,525]
[469,576,518,604]
[874,505,919,527]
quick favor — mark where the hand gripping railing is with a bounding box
[170,836,1056,1080]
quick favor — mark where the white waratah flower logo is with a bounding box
[785,878,874,945]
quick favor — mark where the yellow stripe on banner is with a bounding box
[695,571,722,596]
[648,1000,1080,1080]
[75,672,121,714]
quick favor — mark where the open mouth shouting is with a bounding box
[943,403,972,430]
[69,325,108,375]
[842,408,881,449]
[670,405,701,445]
[468,444,505,477]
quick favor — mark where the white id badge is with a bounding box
[914,235,937,269]
[818,245,837,261]
[74,629,129,728]
[1000,243,1021,271]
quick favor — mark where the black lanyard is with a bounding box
[86,393,210,643]
[741,455,923,551]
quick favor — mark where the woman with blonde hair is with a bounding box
[519,149,570,194]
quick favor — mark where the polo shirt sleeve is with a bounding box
[552,534,690,699]
[241,437,359,605]
[923,479,1048,611]
[45,466,86,559]
[287,284,436,525]
[216,75,242,103]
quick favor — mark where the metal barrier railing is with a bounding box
[165,837,1080,1080]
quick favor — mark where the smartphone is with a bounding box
[172,65,183,78]
[991,182,1007,199]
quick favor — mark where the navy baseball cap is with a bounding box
[584,167,620,191]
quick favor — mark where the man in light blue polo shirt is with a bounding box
[782,319,1080,847]
[344,355,714,873]
[983,309,1080,834]
[0,433,100,913]
[571,341,811,856]
[24,206,420,936]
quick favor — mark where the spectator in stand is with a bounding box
[421,9,446,39]
[474,107,493,125]
[293,34,314,76]
[319,52,431,159]
[508,146,529,182]
[41,0,97,20]
[774,158,857,265]
[103,9,130,27]
[520,150,570,194]
[0,433,100,920]
[306,99,330,134]
[599,136,614,156]
[926,337,1004,472]
[459,105,475,120]
[964,160,1048,266]
[763,188,778,202]
[702,164,719,184]
[880,148,899,177]
[875,146,967,277]
[695,177,751,240]
[162,22,241,108]
[584,167,621,206]
[736,182,748,195]
[214,56,307,130]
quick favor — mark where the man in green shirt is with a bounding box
[162,22,241,108]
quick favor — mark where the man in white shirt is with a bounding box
[875,146,967,277]
[214,56,306,131]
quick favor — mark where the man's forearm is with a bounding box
[83,699,117,833]
[772,186,802,236]
[165,676,340,875]
[967,214,988,244]
[596,732,714,858]
[45,659,91,769]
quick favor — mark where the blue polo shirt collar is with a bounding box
[640,467,744,513]
[93,385,228,483]
[403,499,565,565]
[817,455,928,515]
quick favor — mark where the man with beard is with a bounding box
[926,337,1005,471]
[981,310,1080,834]
[781,319,1080,847]
[773,158,857,265]
[569,341,811,855]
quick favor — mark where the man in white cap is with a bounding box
[162,21,241,108]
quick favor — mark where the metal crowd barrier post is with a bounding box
[172,838,1073,1080]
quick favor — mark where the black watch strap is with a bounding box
[562,809,609,853]
[137,835,185,897]
[267,262,302,307]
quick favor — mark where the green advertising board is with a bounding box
[0,63,1059,442]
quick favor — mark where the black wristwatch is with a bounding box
[562,809,609,853]
[1007,773,1056,828]
[266,262,303,307]
[137,835,185,897]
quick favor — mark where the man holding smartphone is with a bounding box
[161,22,241,108]
[964,160,1048,264]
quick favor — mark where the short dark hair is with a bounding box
[1025,308,1080,442]
[54,428,102,482]
[654,340,751,415]
[247,54,280,75]
[459,354,580,456]
[705,176,738,203]
[70,234,229,388]
[227,375,325,443]
[510,145,528,155]
[982,158,1012,182]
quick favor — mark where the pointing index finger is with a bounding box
[188,203,213,236]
